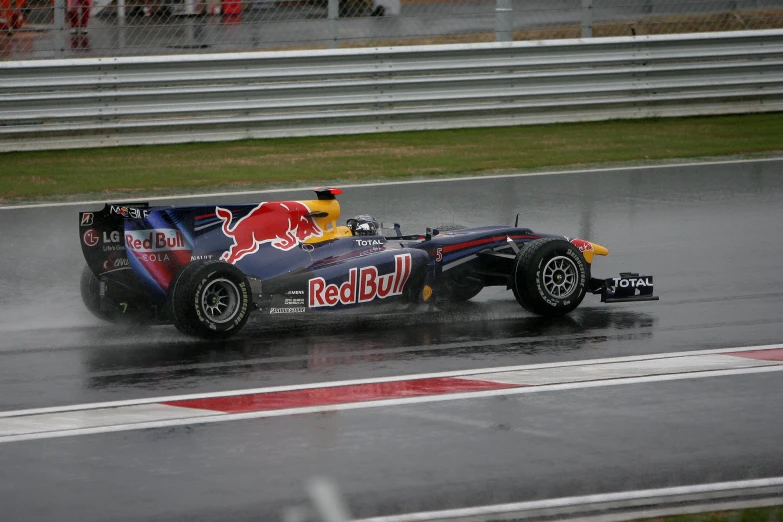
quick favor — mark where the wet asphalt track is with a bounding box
[0,158,782,520]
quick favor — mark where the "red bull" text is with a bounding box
[309,254,412,308]
[216,201,323,264]
[125,229,188,252]
[124,228,193,291]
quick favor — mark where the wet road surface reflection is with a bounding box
[80,305,656,390]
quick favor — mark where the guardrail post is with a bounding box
[581,0,592,38]
[117,0,126,26]
[116,0,126,51]
[328,0,339,49]
[53,0,65,57]
[495,0,512,42]
[283,477,351,522]
[306,478,351,522]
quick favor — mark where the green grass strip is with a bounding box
[1,113,781,203]
[640,505,783,522]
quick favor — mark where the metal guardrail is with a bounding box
[287,476,783,522]
[1,29,782,152]
[353,477,783,521]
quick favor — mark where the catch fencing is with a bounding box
[1,0,782,60]
[1,29,782,151]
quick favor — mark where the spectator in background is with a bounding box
[66,0,92,34]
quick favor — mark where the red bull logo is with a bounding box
[126,229,190,264]
[215,201,323,264]
[126,229,186,251]
[570,238,594,253]
[309,254,412,308]
[125,228,193,291]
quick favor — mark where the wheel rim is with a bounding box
[542,256,578,298]
[200,278,240,324]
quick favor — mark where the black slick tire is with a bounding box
[168,260,252,339]
[511,238,589,316]
[80,265,117,323]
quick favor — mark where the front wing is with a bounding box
[590,272,659,304]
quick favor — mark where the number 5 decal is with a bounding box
[435,247,443,262]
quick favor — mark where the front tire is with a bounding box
[512,238,589,316]
[168,260,252,339]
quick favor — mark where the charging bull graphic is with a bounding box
[216,201,323,264]
[569,238,594,253]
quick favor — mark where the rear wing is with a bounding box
[79,203,150,278]
[78,190,346,297]
[80,202,200,299]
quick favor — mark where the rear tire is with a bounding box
[511,238,588,316]
[168,260,252,339]
[80,265,117,323]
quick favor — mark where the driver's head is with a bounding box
[347,215,379,236]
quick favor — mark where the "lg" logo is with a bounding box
[83,229,100,247]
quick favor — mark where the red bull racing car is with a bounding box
[78,188,657,339]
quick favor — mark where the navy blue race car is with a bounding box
[78,188,657,339]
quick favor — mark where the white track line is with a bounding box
[352,477,783,522]
[2,343,780,418]
[1,157,780,210]
[1,364,782,444]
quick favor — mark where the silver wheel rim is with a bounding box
[542,256,578,298]
[200,278,240,324]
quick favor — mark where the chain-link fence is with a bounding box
[1,0,782,59]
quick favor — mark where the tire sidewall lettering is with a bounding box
[226,281,249,329]
[565,249,587,291]
[535,267,559,307]
[194,278,207,324]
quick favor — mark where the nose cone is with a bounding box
[579,241,609,264]
[591,243,610,256]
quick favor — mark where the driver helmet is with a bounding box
[347,215,379,236]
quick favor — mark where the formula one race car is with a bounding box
[78,188,657,339]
